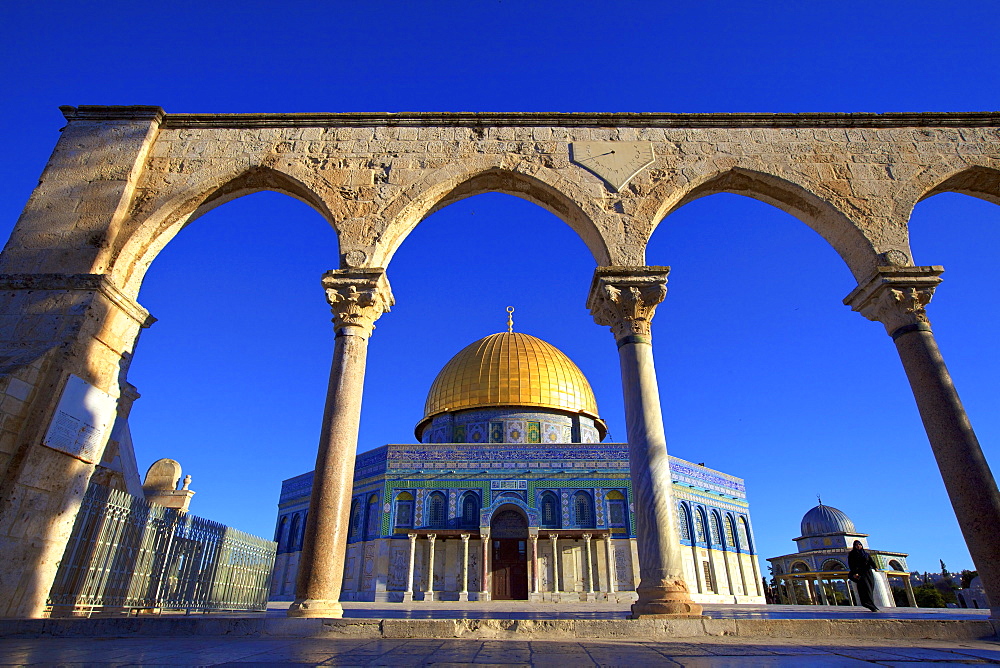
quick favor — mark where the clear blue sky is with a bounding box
[2,0,998,576]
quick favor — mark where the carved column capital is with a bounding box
[582,533,592,541]
[460,533,470,542]
[587,266,669,343]
[427,533,437,543]
[407,532,418,542]
[321,268,394,338]
[844,266,944,337]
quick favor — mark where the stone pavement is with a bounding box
[2,636,1000,666]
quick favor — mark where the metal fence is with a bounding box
[47,483,277,616]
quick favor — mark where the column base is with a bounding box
[287,599,344,618]
[457,592,469,601]
[583,592,598,602]
[528,592,543,602]
[401,591,413,602]
[629,583,703,619]
[423,592,436,601]
[478,592,491,602]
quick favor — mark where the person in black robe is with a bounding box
[848,540,880,612]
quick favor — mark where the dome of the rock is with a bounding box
[415,331,605,441]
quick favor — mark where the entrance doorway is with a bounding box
[490,508,528,600]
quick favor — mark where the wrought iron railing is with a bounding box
[47,484,276,616]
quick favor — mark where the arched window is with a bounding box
[288,514,301,551]
[428,492,447,528]
[822,559,846,572]
[461,492,480,528]
[791,561,810,573]
[738,516,753,553]
[725,515,738,551]
[275,516,289,552]
[888,559,904,572]
[365,494,380,540]
[710,512,723,547]
[349,499,364,540]
[394,491,414,529]
[677,503,691,541]
[574,491,594,528]
[693,507,707,543]
[540,492,560,528]
[606,490,626,528]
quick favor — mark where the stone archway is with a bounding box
[0,107,998,619]
[489,506,529,600]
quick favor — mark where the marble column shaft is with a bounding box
[404,533,417,600]
[604,534,616,594]
[549,534,560,593]
[587,267,701,618]
[289,269,393,619]
[846,266,1000,618]
[529,535,539,594]
[460,534,470,598]
[426,534,437,600]
[480,531,490,600]
[582,534,595,594]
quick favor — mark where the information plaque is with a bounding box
[41,374,117,464]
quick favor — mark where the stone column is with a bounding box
[587,267,701,618]
[846,266,1000,618]
[403,532,417,602]
[425,533,437,601]
[904,575,917,607]
[549,533,560,597]
[788,579,798,605]
[529,534,539,597]
[289,269,393,618]
[480,531,490,601]
[459,533,470,601]
[582,534,595,599]
[817,579,830,606]
[604,534,617,596]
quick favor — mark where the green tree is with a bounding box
[940,559,950,579]
[960,570,978,589]
[915,584,946,608]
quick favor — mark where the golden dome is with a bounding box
[417,331,604,438]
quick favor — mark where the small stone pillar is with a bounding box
[529,534,540,599]
[549,533,560,599]
[141,459,195,512]
[604,534,617,597]
[904,575,917,607]
[479,530,490,601]
[582,534,596,600]
[817,579,830,606]
[425,533,437,601]
[846,266,1000,618]
[459,533,470,601]
[288,269,393,619]
[403,532,417,602]
[587,267,701,618]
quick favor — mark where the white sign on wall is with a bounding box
[42,374,118,464]
[491,480,527,491]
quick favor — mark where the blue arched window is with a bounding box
[540,492,560,528]
[678,503,692,541]
[693,507,707,543]
[349,499,363,540]
[428,492,447,528]
[365,494,380,540]
[394,491,414,529]
[275,516,289,551]
[725,515,739,552]
[574,491,594,528]
[289,514,302,551]
[710,512,723,548]
[461,492,480,528]
[739,516,753,554]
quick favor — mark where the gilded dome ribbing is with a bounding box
[417,332,604,436]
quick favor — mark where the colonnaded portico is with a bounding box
[0,107,998,619]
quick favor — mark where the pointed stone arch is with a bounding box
[368,164,615,268]
[111,165,340,295]
[647,167,881,280]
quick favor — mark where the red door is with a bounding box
[492,538,528,600]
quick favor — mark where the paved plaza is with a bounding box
[2,635,1000,666]
[2,603,997,666]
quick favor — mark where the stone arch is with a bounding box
[823,559,847,572]
[489,503,530,537]
[370,165,614,268]
[791,561,811,573]
[111,164,340,296]
[484,496,540,527]
[647,167,880,280]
